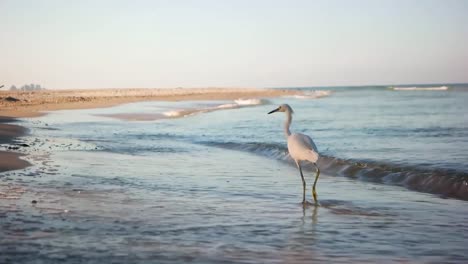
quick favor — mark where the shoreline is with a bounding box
[0,116,31,172]
[0,87,303,172]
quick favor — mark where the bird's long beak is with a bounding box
[268,107,280,114]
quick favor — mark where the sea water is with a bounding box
[1,85,468,263]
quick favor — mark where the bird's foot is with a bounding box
[301,200,319,207]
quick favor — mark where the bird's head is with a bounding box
[268,104,294,114]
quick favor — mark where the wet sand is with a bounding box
[0,151,30,172]
[0,116,31,172]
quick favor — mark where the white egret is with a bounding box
[268,104,320,204]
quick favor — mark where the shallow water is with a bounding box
[1,86,468,263]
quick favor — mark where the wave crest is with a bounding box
[234,98,265,105]
[390,86,449,91]
[285,90,332,99]
[162,98,268,118]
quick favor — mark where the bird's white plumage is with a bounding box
[288,133,319,163]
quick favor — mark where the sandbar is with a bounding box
[0,87,303,172]
[0,88,302,118]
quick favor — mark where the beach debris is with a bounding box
[5,143,30,150]
[4,96,20,102]
[31,200,38,204]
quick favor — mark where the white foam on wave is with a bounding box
[216,103,238,109]
[163,110,185,117]
[234,98,265,105]
[163,98,267,118]
[285,90,332,99]
[162,109,207,117]
[391,86,449,91]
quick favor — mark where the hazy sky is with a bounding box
[1,0,467,89]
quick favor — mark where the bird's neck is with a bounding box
[284,110,292,138]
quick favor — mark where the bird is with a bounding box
[268,104,320,204]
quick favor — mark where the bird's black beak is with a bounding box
[268,107,280,114]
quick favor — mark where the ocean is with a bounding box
[1,84,468,263]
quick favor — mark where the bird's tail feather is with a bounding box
[306,150,319,164]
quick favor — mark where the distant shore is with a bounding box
[0,87,303,172]
[0,87,302,118]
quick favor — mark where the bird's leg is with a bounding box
[312,163,320,204]
[297,162,306,204]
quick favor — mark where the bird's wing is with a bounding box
[297,133,318,153]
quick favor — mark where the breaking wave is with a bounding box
[390,86,449,91]
[284,90,332,99]
[97,99,268,121]
[163,98,268,118]
[200,140,468,201]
